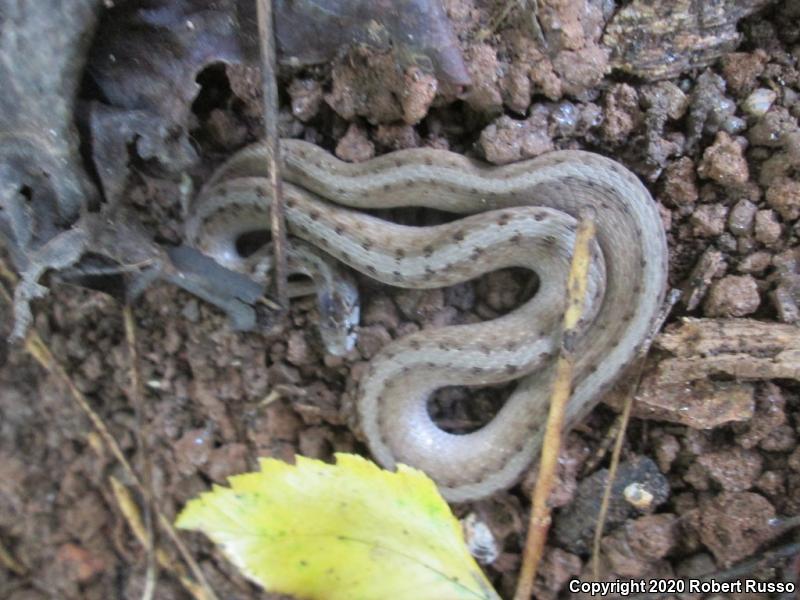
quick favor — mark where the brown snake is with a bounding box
[186,139,669,502]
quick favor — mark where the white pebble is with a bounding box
[743,88,777,117]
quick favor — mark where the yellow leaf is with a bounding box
[176,453,500,600]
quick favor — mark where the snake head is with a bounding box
[317,284,360,356]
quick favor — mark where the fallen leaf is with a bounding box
[176,453,500,600]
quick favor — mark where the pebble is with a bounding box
[704,275,760,317]
[743,87,777,117]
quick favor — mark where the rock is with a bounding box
[552,456,669,554]
[532,547,582,600]
[173,428,213,476]
[691,204,728,238]
[697,447,763,491]
[402,66,438,124]
[356,324,392,359]
[362,294,400,330]
[204,443,248,484]
[728,199,758,236]
[288,78,323,122]
[464,44,503,114]
[335,123,375,162]
[754,209,782,245]
[742,88,777,117]
[660,157,699,208]
[653,433,681,473]
[704,275,760,317]
[698,131,749,186]
[766,177,800,220]
[698,491,776,566]
[479,113,554,165]
[720,50,769,96]
[55,543,106,583]
[681,248,727,311]
[602,83,641,143]
[735,382,788,449]
[286,330,314,366]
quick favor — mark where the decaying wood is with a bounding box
[655,317,800,381]
[605,318,799,428]
[604,0,774,80]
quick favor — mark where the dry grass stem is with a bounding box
[513,208,596,600]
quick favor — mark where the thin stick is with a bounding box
[255,0,289,309]
[513,209,596,600]
[0,268,219,600]
[123,306,157,600]
[110,477,210,600]
[590,289,680,578]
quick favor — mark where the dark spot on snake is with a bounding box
[497,213,511,226]
[504,341,516,351]
[438,342,449,351]
[309,210,321,221]
[470,366,484,375]
[395,248,405,260]
[453,230,465,242]
[471,247,485,261]
[534,212,545,221]
[409,339,421,350]
[366,265,377,274]
[424,157,433,166]
[393,271,403,281]
[382,183,391,192]
[587,363,598,373]
[341,251,351,262]
[286,198,296,208]
[425,266,435,276]
[335,225,344,236]
[256,186,267,197]
[510,233,522,244]
[641,258,648,268]
[336,188,345,196]
[361,240,373,251]
[401,365,412,374]
[478,343,490,354]
[505,364,518,374]
[423,245,434,257]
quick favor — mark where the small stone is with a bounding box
[335,123,375,163]
[602,83,641,143]
[464,44,503,114]
[699,492,776,566]
[654,433,680,473]
[479,113,554,165]
[691,204,728,238]
[738,251,772,274]
[766,177,800,221]
[759,424,797,452]
[204,443,248,483]
[720,50,768,96]
[698,131,749,186]
[754,209,782,245]
[661,157,698,207]
[728,199,758,236]
[742,88,777,117]
[704,275,760,317]
[174,428,213,475]
[55,543,106,583]
[286,330,314,366]
[356,325,392,359]
[362,295,400,330]
[288,78,323,122]
[402,66,437,124]
[697,447,763,491]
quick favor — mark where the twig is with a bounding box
[514,208,596,600]
[0,264,219,600]
[255,0,289,309]
[590,289,680,578]
[123,306,157,600]
[110,477,210,600]
[0,537,27,576]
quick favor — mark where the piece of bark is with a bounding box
[603,0,774,80]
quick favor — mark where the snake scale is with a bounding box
[186,140,669,502]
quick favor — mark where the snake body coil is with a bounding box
[187,140,668,502]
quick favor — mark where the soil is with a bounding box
[2,1,800,599]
